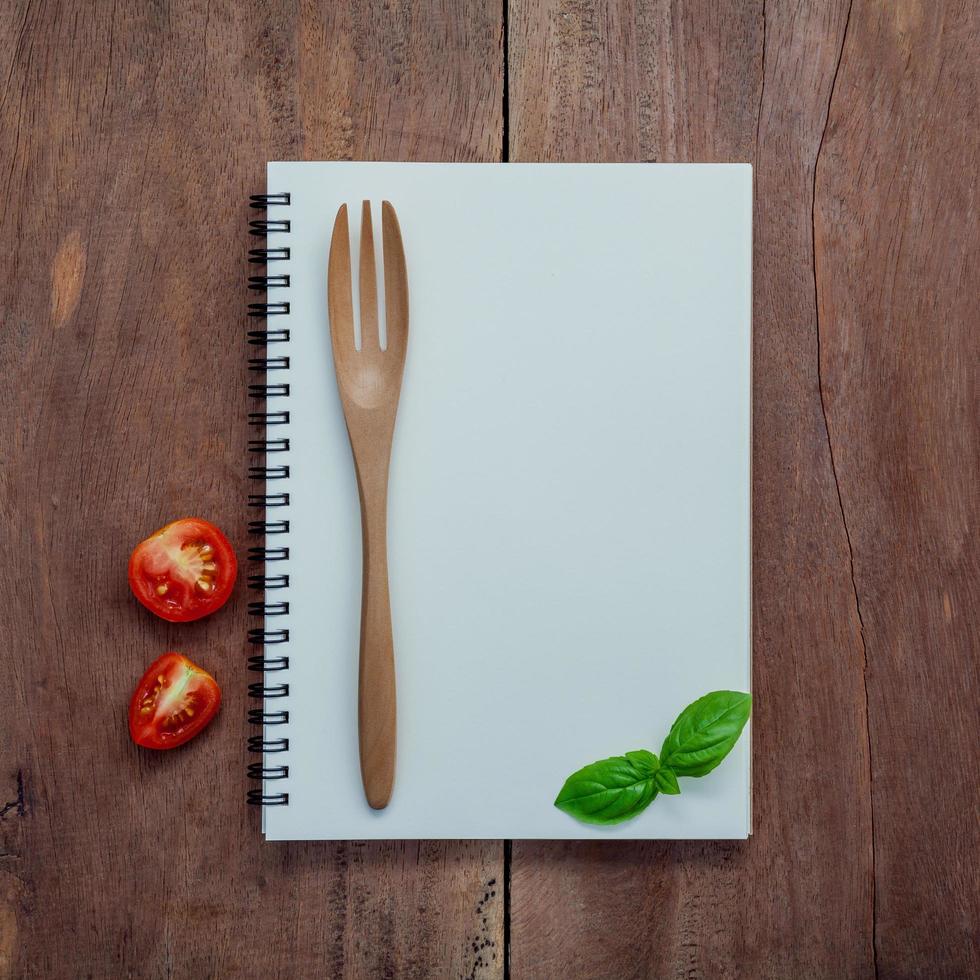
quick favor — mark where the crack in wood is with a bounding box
[811,4,878,979]
[0,771,24,821]
[754,0,766,155]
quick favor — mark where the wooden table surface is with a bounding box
[1,2,976,977]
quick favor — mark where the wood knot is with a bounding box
[50,230,86,329]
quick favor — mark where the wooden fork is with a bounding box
[327,201,408,809]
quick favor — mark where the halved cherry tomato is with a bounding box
[129,653,221,749]
[128,517,237,622]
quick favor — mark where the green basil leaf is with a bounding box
[624,749,659,776]
[554,754,659,825]
[653,767,681,795]
[659,691,752,777]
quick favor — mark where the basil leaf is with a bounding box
[654,768,680,795]
[554,753,659,825]
[659,690,752,777]
[624,749,659,776]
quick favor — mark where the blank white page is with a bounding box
[259,162,752,840]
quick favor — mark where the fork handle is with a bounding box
[356,468,397,809]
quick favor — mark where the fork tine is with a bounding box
[381,201,408,356]
[358,201,380,351]
[327,204,354,351]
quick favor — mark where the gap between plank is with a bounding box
[502,1,511,971]
[501,0,510,161]
[754,0,766,153]
[503,839,512,979]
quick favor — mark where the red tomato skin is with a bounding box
[128,517,237,623]
[128,652,221,750]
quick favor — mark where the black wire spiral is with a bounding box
[247,191,292,807]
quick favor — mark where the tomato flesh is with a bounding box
[129,517,237,622]
[129,653,221,749]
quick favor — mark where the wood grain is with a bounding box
[814,2,980,975]
[1,1,976,977]
[328,201,410,810]
[0,2,503,978]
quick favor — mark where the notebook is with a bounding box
[247,162,752,840]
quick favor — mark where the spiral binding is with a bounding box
[249,356,290,371]
[248,655,289,672]
[248,735,289,751]
[247,520,290,534]
[250,193,291,208]
[249,465,290,481]
[249,546,289,562]
[249,412,290,428]
[249,219,290,235]
[249,708,289,725]
[248,628,289,645]
[248,601,289,616]
[247,191,292,808]
[248,274,290,289]
[248,573,289,589]
[248,493,290,509]
[248,302,290,317]
[249,682,290,698]
[249,383,290,398]
[249,247,290,263]
[248,439,290,454]
[248,762,289,778]
[248,328,290,345]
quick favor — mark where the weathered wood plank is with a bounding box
[0,2,503,977]
[3,1,975,976]
[508,2,875,976]
[814,2,980,975]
